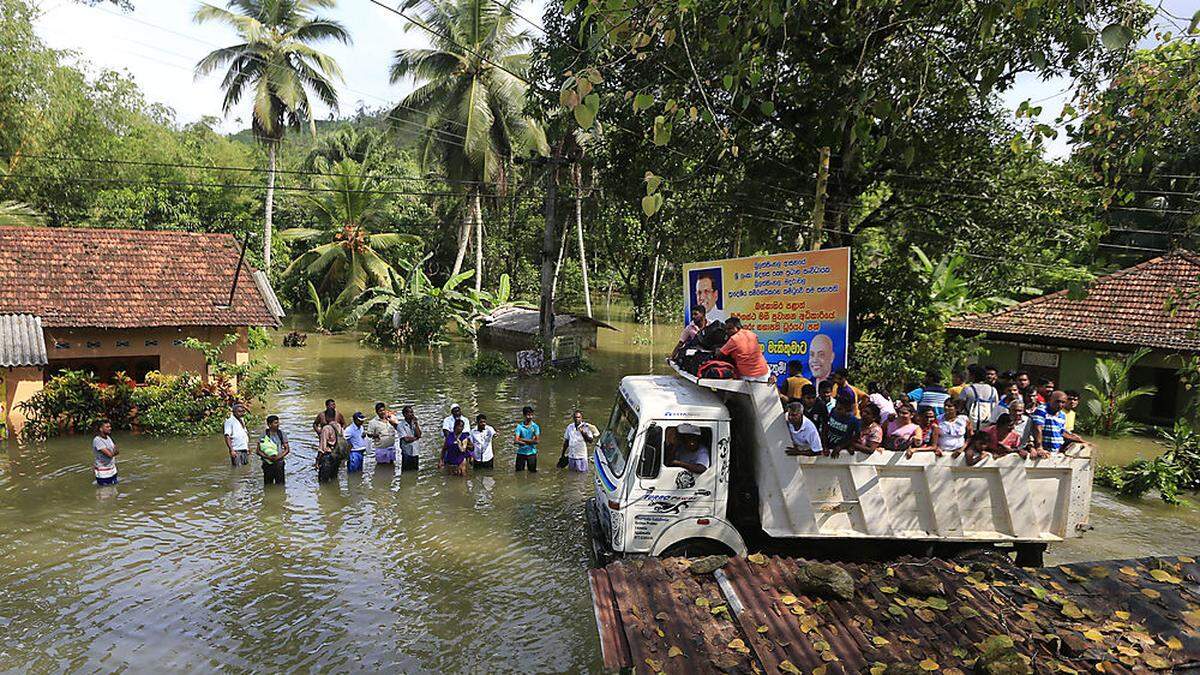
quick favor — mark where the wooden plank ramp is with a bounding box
[590,553,1200,673]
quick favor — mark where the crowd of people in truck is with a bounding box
[670,309,1084,465]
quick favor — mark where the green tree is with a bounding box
[193,0,351,273]
[388,0,547,292]
[1082,347,1158,437]
[280,159,421,306]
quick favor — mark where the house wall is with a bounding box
[2,326,248,435]
[42,326,248,378]
[978,340,1192,423]
[2,366,44,434]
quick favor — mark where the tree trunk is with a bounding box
[473,190,483,293]
[574,164,592,317]
[265,141,276,272]
[648,248,661,326]
[450,188,473,280]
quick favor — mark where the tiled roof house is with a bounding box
[948,251,1200,424]
[0,226,284,433]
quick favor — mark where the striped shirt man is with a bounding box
[1031,404,1067,452]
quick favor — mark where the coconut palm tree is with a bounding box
[303,125,384,171]
[193,0,350,272]
[387,0,547,292]
[280,159,420,306]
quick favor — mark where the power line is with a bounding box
[1,171,548,202]
[3,152,505,188]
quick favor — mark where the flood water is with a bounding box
[0,310,1197,672]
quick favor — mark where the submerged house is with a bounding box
[0,226,283,433]
[947,250,1200,425]
[477,306,618,351]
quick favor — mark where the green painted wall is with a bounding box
[977,340,1193,424]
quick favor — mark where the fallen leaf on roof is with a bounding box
[727,638,749,654]
[1141,588,1162,599]
[779,661,801,674]
[1114,610,1131,620]
[747,553,767,565]
[780,594,798,605]
[1082,629,1104,641]
[1149,569,1182,584]
[919,658,940,670]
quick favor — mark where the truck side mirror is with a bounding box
[637,424,662,479]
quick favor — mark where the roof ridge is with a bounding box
[0,224,236,240]
[950,251,1197,325]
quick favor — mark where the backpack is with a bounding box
[678,348,714,376]
[334,428,351,461]
[964,383,997,428]
[693,321,728,351]
[698,359,735,380]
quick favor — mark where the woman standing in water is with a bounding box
[440,418,473,476]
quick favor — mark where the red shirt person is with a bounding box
[718,317,770,382]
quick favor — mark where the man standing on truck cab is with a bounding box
[718,317,771,383]
[665,424,709,473]
[785,402,824,456]
[672,305,708,361]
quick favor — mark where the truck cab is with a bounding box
[589,376,747,561]
[588,370,1094,567]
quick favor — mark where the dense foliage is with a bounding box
[18,337,282,440]
[1096,421,1200,504]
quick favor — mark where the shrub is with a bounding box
[1094,421,1200,505]
[18,336,282,440]
[18,370,136,438]
[386,294,451,347]
[463,352,515,377]
[248,326,273,350]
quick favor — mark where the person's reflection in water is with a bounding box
[95,484,119,501]
[665,423,709,474]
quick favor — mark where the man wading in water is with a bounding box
[223,403,250,467]
[92,419,119,485]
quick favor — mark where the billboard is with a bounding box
[682,248,850,383]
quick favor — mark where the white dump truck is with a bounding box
[586,365,1094,567]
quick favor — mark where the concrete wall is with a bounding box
[2,326,249,435]
[2,366,44,434]
[42,326,248,378]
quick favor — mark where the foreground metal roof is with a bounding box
[0,313,47,367]
[591,553,1200,673]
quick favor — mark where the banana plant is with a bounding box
[308,280,349,333]
[911,245,1038,318]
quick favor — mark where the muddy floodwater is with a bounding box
[1,311,1197,672]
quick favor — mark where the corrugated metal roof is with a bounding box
[591,553,1200,673]
[0,313,47,367]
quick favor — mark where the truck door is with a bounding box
[634,422,719,518]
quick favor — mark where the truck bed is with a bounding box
[671,363,1094,543]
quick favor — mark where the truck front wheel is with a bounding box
[661,539,735,559]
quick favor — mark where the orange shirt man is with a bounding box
[718,317,770,382]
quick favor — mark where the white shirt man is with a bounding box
[441,405,464,434]
[563,421,597,460]
[224,412,249,448]
[469,421,497,464]
[785,403,823,455]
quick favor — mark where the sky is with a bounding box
[33,0,1195,160]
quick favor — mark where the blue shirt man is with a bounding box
[1031,390,1083,453]
[514,406,541,473]
[345,412,368,473]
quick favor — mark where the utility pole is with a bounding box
[534,150,572,356]
[807,146,830,251]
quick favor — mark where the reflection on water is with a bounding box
[0,310,1196,670]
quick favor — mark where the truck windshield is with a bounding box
[598,396,638,477]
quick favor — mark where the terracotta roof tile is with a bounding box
[0,226,281,329]
[947,250,1200,352]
